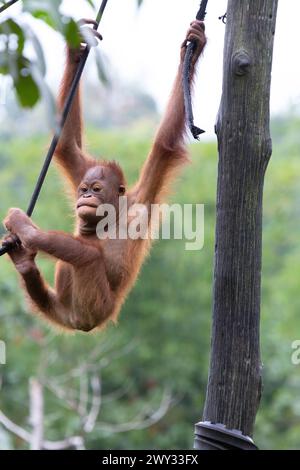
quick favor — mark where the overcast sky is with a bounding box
[3,0,300,139]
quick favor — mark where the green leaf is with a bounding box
[0,19,25,53]
[15,73,40,107]
[13,56,40,107]
[64,18,81,49]
[27,9,57,29]
[22,0,63,31]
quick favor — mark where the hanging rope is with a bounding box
[0,0,19,14]
[0,0,109,257]
[182,0,208,140]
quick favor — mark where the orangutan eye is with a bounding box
[80,186,88,193]
[119,185,126,195]
[93,185,102,192]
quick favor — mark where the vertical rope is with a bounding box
[182,0,208,140]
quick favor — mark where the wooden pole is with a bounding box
[195,0,278,450]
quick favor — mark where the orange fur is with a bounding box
[3,21,206,332]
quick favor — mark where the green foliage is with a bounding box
[0,114,300,449]
[23,0,80,47]
[14,56,39,107]
[0,0,143,111]
[0,18,25,52]
[0,0,100,108]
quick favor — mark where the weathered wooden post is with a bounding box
[195,0,278,450]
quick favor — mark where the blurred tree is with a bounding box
[0,115,300,449]
[0,342,172,450]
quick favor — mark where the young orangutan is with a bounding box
[2,20,206,332]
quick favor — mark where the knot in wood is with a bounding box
[232,50,252,76]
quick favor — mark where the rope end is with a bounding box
[191,125,205,140]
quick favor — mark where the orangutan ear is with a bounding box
[118,185,126,196]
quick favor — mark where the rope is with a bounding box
[0,0,19,14]
[182,0,208,140]
[0,0,109,257]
